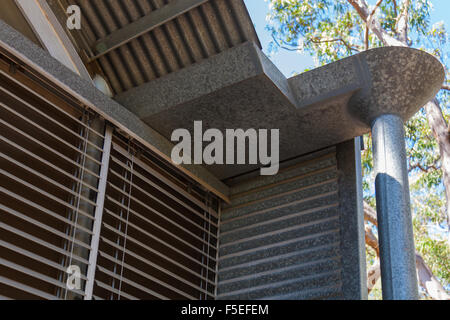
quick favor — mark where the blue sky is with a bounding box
[244,0,450,77]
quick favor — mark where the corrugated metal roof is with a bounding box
[50,0,260,95]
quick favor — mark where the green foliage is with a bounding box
[415,218,450,286]
[267,0,444,64]
[267,0,450,298]
[268,0,365,63]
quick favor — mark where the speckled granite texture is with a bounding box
[116,42,444,179]
[217,142,366,300]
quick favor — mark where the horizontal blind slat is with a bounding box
[0,117,100,179]
[0,134,99,193]
[99,237,214,297]
[0,221,90,265]
[0,238,88,280]
[0,151,97,208]
[113,144,218,218]
[0,69,105,140]
[0,81,104,153]
[101,220,216,275]
[0,168,95,221]
[100,236,216,289]
[97,251,195,299]
[105,181,218,250]
[0,257,85,296]
[110,154,218,225]
[0,203,91,250]
[94,280,138,300]
[0,186,94,235]
[0,98,103,166]
[0,275,60,300]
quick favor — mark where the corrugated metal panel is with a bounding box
[49,0,260,95]
[217,147,345,300]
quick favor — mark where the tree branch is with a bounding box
[364,215,381,293]
[364,201,378,226]
[416,253,450,300]
[365,224,379,256]
[442,85,450,91]
[396,0,411,43]
[347,0,406,46]
[364,203,382,293]
[392,0,398,16]
[347,0,370,21]
[409,162,439,173]
[424,99,450,231]
[367,259,381,292]
[271,34,300,51]
[309,37,361,53]
[365,0,384,50]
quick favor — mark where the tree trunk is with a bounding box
[364,202,450,299]
[367,259,381,293]
[416,253,450,300]
[365,250,450,299]
[424,99,450,232]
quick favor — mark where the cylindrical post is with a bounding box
[371,114,419,300]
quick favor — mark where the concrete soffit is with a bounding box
[116,40,444,179]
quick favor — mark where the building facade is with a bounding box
[0,0,444,300]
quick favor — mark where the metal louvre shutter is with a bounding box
[0,49,220,300]
[91,134,219,300]
[0,57,106,300]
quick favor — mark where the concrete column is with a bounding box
[371,114,419,300]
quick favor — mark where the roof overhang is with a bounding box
[116,41,445,179]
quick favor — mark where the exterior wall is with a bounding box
[217,140,367,300]
[336,138,368,300]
